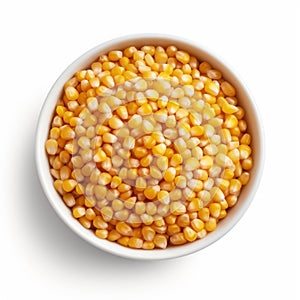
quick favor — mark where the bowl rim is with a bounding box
[35,33,265,260]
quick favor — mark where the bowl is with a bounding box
[36,34,264,260]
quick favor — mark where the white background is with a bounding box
[0,0,298,299]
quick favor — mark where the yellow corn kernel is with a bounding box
[174,175,186,189]
[144,186,159,200]
[145,89,159,101]
[169,153,183,167]
[229,179,242,195]
[116,222,133,236]
[204,80,220,96]
[222,102,239,114]
[176,50,190,64]
[183,226,197,242]
[209,203,221,218]
[239,144,252,160]
[224,114,238,129]
[198,208,210,222]
[187,198,203,212]
[153,234,168,249]
[128,237,143,249]
[242,157,253,170]
[107,230,121,242]
[191,218,204,232]
[108,50,123,61]
[98,172,112,185]
[65,86,79,101]
[205,217,217,232]
[101,75,115,88]
[72,206,85,218]
[167,224,181,235]
[190,125,204,137]
[241,133,251,145]
[95,229,108,239]
[62,179,77,192]
[239,172,250,185]
[142,226,156,241]
[102,132,118,143]
[108,116,124,129]
[45,139,58,155]
[221,81,236,96]
[170,233,187,245]
[163,167,176,182]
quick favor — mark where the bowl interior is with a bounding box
[36,34,264,260]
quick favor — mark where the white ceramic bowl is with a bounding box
[36,34,264,260]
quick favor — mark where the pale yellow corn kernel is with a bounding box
[198,155,212,170]
[136,177,147,190]
[114,209,129,221]
[215,153,232,168]
[174,138,186,153]
[242,157,253,170]
[140,213,154,225]
[205,217,217,231]
[144,186,159,200]
[229,179,242,194]
[108,116,124,129]
[221,81,236,96]
[153,109,168,123]
[128,114,143,128]
[128,237,143,249]
[165,115,176,129]
[102,132,117,143]
[111,199,124,211]
[123,196,136,210]
[170,201,186,215]
[186,137,200,149]
[170,232,187,245]
[224,114,238,129]
[145,89,159,100]
[214,178,229,191]
[210,186,225,202]
[45,139,58,155]
[72,206,85,218]
[174,175,187,188]
[169,189,182,201]
[227,148,239,163]
[176,50,190,64]
[135,201,146,215]
[156,156,168,171]
[95,229,108,239]
[203,144,217,156]
[189,111,202,126]
[142,119,154,133]
[198,207,210,222]
[65,86,79,101]
[183,157,199,172]
[163,128,177,140]
[157,190,170,205]
[187,179,203,193]
[98,101,111,114]
[183,226,197,242]
[187,198,203,212]
[209,203,221,218]
[171,87,184,98]
[191,218,205,232]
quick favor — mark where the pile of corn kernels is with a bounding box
[45,45,253,249]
